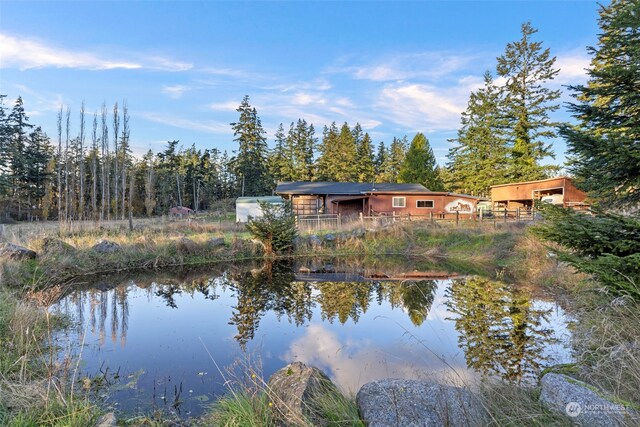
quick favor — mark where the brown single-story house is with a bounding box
[490,176,588,210]
[275,181,484,217]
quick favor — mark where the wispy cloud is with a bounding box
[139,112,230,134]
[0,32,192,71]
[161,85,191,99]
[329,51,483,82]
[554,51,591,85]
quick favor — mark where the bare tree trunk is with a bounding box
[91,113,98,220]
[57,107,63,222]
[101,103,109,221]
[120,101,129,221]
[128,167,134,230]
[64,107,70,221]
[176,173,182,207]
[112,102,119,221]
[78,102,86,220]
[145,159,155,217]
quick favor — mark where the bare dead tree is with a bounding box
[64,107,71,221]
[78,102,86,220]
[56,107,63,222]
[91,112,98,220]
[100,103,109,221]
[120,101,129,220]
[112,102,119,221]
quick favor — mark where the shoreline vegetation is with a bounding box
[1,217,638,426]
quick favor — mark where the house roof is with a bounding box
[275,181,429,195]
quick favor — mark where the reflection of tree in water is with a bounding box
[154,277,220,309]
[445,277,557,383]
[387,280,437,326]
[227,261,313,348]
[315,282,372,324]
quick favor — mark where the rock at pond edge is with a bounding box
[267,361,338,426]
[0,242,37,260]
[92,240,121,254]
[357,378,483,427]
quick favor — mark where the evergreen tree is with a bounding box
[356,132,376,183]
[497,22,561,181]
[268,123,293,183]
[398,133,443,190]
[230,95,272,196]
[315,122,357,181]
[374,141,387,180]
[447,72,509,196]
[0,95,9,200]
[562,0,640,208]
[382,137,407,183]
[287,119,315,181]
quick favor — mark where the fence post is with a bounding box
[456,210,460,226]
[430,211,433,224]
[359,212,364,228]
[338,213,342,228]
[504,209,508,223]
[516,207,520,222]
[479,208,483,223]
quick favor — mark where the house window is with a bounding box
[392,197,406,208]
[416,200,434,209]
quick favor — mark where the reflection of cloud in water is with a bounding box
[284,323,473,393]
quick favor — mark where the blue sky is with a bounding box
[1,1,601,165]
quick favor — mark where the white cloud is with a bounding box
[331,52,482,82]
[291,92,327,106]
[377,83,468,132]
[0,32,192,71]
[554,52,591,85]
[208,101,240,111]
[139,112,230,134]
[161,85,191,99]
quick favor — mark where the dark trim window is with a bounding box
[416,200,434,209]
[392,197,406,208]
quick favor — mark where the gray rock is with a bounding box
[207,237,225,248]
[351,228,365,238]
[322,264,335,273]
[267,361,337,426]
[41,237,75,254]
[540,373,639,426]
[94,412,117,427]
[0,242,37,260]
[309,235,322,247]
[175,237,198,254]
[323,233,336,242]
[357,379,483,427]
[92,240,121,254]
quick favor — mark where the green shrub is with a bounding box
[533,205,640,299]
[245,201,297,256]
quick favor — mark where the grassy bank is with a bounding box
[0,289,100,426]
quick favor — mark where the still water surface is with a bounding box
[52,260,573,417]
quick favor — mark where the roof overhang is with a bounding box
[330,195,370,203]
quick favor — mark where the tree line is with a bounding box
[0,94,444,221]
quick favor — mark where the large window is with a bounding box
[416,200,434,209]
[392,197,406,208]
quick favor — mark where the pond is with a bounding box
[51,258,573,418]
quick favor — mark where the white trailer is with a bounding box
[235,196,284,223]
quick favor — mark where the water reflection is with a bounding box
[445,277,557,383]
[50,261,571,417]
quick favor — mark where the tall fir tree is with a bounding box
[268,123,293,183]
[287,119,315,181]
[356,132,376,183]
[374,141,387,181]
[561,0,640,208]
[447,71,509,196]
[380,136,407,183]
[230,95,272,196]
[315,122,357,181]
[497,22,561,181]
[398,133,444,190]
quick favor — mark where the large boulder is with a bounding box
[308,235,322,247]
[41,237,75,254]
[0,242,37,260]
[267,362,338,426]
[207,237,225,248]
[175,237,198,254]
[357,379,483,427]
[94,412,117,427]
[92,240,121,254]
[539,373,639,426]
